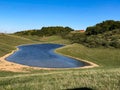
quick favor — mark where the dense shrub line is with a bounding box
[68,29,120,48]
[14,26,74,37]
[14,20,120,48]
[86,20,120,35]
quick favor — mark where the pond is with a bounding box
[6,44,87,68]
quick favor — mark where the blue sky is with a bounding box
[0,0,120,33]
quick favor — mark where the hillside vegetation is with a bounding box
[67,20,120,48]
[0,34,35,57]
[0,34,70,57]
[0,20,120,90]
[19,35,70,45]
[86,20,120,35]
[14,20,120,48]
[56,44,120,68]
[0,43,120,90]
[15,26,74,37]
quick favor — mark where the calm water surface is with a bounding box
[6,44,86,68]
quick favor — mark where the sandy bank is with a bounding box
[0,49,52,72]
[0,50,32,72]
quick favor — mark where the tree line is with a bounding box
[67,20,120,48]
[14,20,120,48]
[15,26,74,37]
[86,20,120,35]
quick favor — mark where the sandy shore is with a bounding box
[0,49,52,72]
[0,50,32,72]
[0,46,99,72]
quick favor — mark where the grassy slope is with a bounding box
[0,35,70,57]
[0,34,36,57]
[0,34,120,90]
[56,44,120,68]
[0,68,119,90]
[20,35,71,44]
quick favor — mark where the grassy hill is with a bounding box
[56,44,120,68]
[0,34,35,57]
[0,34,120,90]
[21,35,70,44]
[0,34,70,57]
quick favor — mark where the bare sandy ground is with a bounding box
[0,50,52,72]
[0,48,99,72]
[0,50,33,72]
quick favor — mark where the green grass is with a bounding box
[0,34,120,90]
[0,69,119,90]
[22,35,71,44]
[0,34,69,57]
[56,44,120,68]
[0,34,36,57]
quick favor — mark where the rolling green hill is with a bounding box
[0,34,120,90]
[0,34,36,57]
[0,34,70,57]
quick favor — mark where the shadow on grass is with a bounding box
[66,87,94,90]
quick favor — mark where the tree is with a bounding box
[86,20,120,35]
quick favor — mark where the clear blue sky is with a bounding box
[0,0,120,33]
